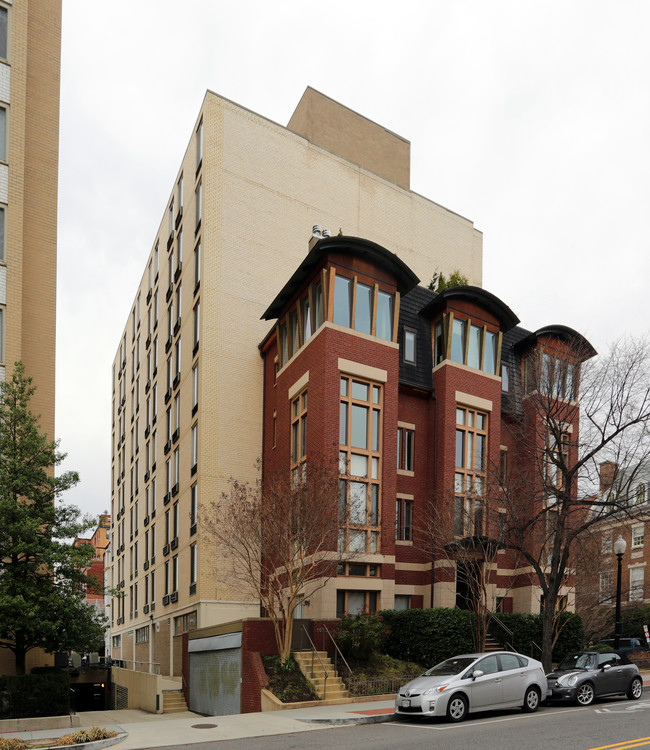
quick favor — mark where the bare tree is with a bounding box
[210,460,344,664]
[497,335,650,670]
[414,495,504,652]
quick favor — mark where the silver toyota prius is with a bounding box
[395,651,548,722]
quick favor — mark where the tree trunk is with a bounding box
[15,646,26,675]
[541,598,555,672]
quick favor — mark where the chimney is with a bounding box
[599,461,618,492]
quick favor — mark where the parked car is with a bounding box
[546,650,643,706]
[595,638,644,656]
[394,651,547,722]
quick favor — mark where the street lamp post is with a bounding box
[614,535,627,651]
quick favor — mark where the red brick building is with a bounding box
[259,232,594,619]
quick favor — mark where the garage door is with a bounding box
[188,632,241,716]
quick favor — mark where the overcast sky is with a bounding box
[55,0,650,520]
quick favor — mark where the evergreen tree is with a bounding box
[0,362,107,674]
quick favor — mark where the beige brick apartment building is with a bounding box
[0,0,62,675]
[109,87,484,676]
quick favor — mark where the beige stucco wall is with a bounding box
[109,88,484,672]
[112,667,162,714]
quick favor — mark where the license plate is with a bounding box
[401,699,410,708]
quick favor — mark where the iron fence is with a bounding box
[344,674,420,697]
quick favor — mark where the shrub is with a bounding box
[57,728,117,746]
[379,608,475,666]
[0,671,70,719]
[261,655,319,703]
[494,612,584,660]
[0,739,28,750]
[335,613,386,660]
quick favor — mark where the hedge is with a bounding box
[491,612,584,660]
[0,671,70,719]
[379,608,584,667]
[379,608,475,666]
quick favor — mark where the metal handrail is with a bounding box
[321,623,352,676]
[300,624,328,700]
[486,610,515,649]
[529,640,542,656]
[112,659,161,674]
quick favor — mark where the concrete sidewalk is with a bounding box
[0,701,396,748]
[2,673,650,749]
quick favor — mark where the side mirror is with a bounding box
[602,664,611,671]
[472,669,484,680]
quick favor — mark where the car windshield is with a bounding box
[424,657,476,676]
[557,652,597,670]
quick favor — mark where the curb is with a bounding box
[21,732,128,750]
[298,712,395,726]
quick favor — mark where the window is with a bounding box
[634,484,646,506]
[440,315,499,374]
[632,525,645,549]
[173,447,179,488]
[0,205,5,262]
[331,272,393,341]
[168,199,174,235]
[194,241,201,288]
[546,431,569,502]
[394,595,411,611]
[190,544,197,586]
[354,282,372,334]
[177,174,183,212]
[174,340,181,379]
[172,555,178,593]
[339,376,381,553]
[501,364,510,392]
[0,306,4,362]
[291,390,307,479]
[599,571,613,604]
[0,106,6,162]
[403,329,416,364]
[135,626,149,644]
[193,302,200,348]
[195,181,202,228]
[397,426,414,472]
[190,483,198,527]
[191,423,198,469]
[196,119,203,168]
[192,365,198,410]
[0,7,7,60]
[454,406,487,536]
[527,351,577,400]
[601,531,612,554]
[173,501,179,540]
[337,562,379,577]
[112,634,121,648]
[175,610,197,636]
[630,567,645,601]
[396,498,413,541]
[336,590,379,617]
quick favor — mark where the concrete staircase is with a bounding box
[484,634,503,652]
[293,650,349,702]
[162,689,188,713]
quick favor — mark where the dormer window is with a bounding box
[435,313,500,375]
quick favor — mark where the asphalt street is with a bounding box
[152,697,650,750]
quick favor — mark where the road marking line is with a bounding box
[586,740,650,750]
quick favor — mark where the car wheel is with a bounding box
[628,677,643,700]
[522,686,540,713]
[576,682,595,706]
[446,694,468,722]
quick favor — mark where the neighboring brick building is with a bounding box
[577,462,650,631]
[0,0,62,676]
[75,513,111,614]
[108,87,591,676]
